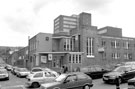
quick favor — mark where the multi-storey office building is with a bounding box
[54,14,79,35]
[26,12,135,71]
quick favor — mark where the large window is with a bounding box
[64,38,71,51]
[124,53,132,60]
[69,54,82,64]
[112,53,120,59]
[123,41,131,49]
[101,40,106,47]
[86,37,94,57]
[111,40,120,48]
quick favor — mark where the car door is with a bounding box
[32,72,44,83]
[44,71,56,83]
[122,67,133,80]
[76,74,90,88]
[61,75,78,89]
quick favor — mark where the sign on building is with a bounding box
[41,56,47,63]
[48,54,52,60]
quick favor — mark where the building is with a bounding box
[54,14,78,35]
[28,32,52,69]
[26,12,135,71]
[16,47,28,68]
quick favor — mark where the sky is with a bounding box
[0,0,135,47]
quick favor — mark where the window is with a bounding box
[86,37,94,57]
[64,38,71,51]
[44,72,55,77]
[66,75,77,82]
[69,54,82,64]
[69,55,71,63]
[63,21,77,25]
[76,55,78,63]
[63,17,77,21]
[46,37,49,41]
[123,42,130,49]
[111,41,115,48]
[124,53,132,60]
[112,53,120,59]
[72,55,75,63]
[101,40,106,46]
[33,72,43,78]
[79,55,81,63]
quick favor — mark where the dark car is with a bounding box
[127,77,135,89]
[103,65,135,84]
[80,65,110,79]
[40,72,93,89]
[11,66,19,75]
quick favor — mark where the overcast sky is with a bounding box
[0,0,135,47]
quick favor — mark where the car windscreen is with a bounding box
[55,74,66,82]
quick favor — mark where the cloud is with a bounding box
[32,0,59,14]
[5,17,32,34]
[74,0,113,11]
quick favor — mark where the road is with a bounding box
[0,71,129,89]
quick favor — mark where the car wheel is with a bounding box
[83,85,90,89]
[32,82,40,88]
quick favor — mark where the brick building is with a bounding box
[25,12,135,71]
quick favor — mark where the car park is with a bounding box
[80,65,110,79]
[40,72,93,89]
[25,70,59,88]
[16,68,30,77]
[0,68,9,80]
[103,65,135,84]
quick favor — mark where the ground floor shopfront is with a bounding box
[28,52,84,72]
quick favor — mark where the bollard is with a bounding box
[0,85,1,89]
[115,76,120,89]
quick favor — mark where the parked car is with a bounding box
[25,70,59,88]
[40,72,93,89]
[80,65,110,79]
[103,65,135,84]
[5,64,12,71]
[16,68,30,77]
[11,66,19,75]
[0,69,9,80]
[127,77,135,89]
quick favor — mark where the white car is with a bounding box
[25,70,59,88]
[0,69,9,80]
[16,68,30,77]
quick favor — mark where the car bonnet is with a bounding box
[41,82,60,88]
[104,71,122,76]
